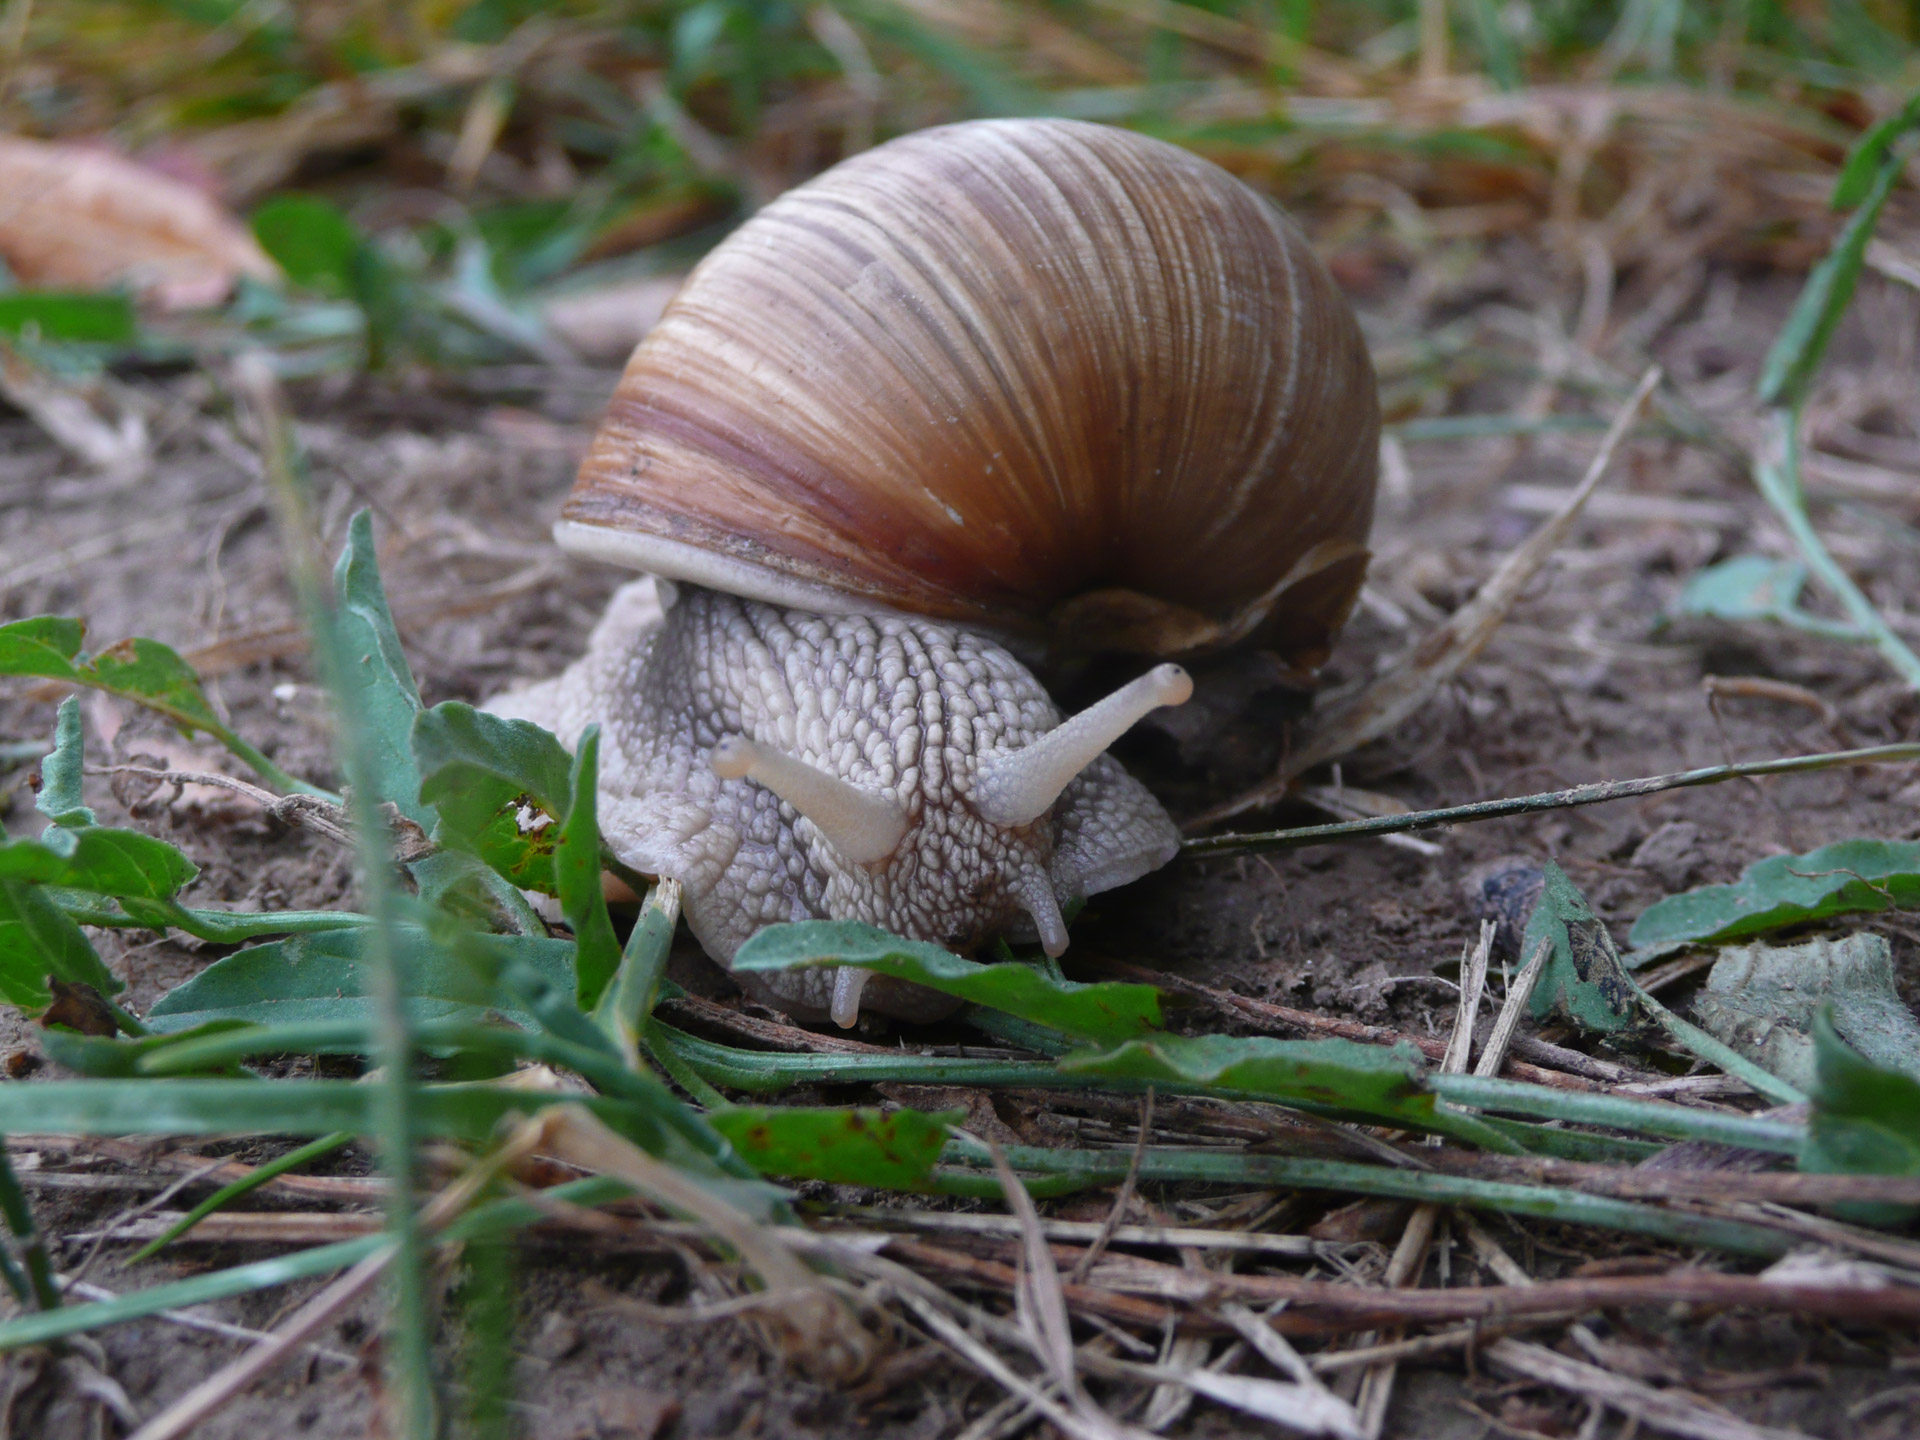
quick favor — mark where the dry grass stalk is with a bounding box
[1066,1092,1154,1286]
[539,1104,875,1385]
[1194,365,1664,829]
[125,1113,555,1440]
[1485,1338,1813,1440]
[1474,939,1550,1080]
[57,1277,357,1369]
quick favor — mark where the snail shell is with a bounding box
[555,117,1378,666]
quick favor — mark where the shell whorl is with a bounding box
[560,118,1378,663]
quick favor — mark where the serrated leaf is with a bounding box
[413,701,572,889]
[555,727,620,1012]
[0,616,304,794]
[413,702,573,814]
[144,925,574,1032]
[331,510,427,823]
[733,920,1162,1043]
[35,696,93,827]
[1525,862,1637,1033]
[1801,1007,1920,1223]
[1059,1033,1516,1150]
[1630,838,1920,949]
[1694,933,1920,1091]
[0,876,120,1007]
[709,1106,959,1188]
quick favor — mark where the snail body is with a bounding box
[495,118,1379,1024]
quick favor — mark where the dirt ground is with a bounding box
[0,240,1917,1438]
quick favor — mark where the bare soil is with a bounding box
[0,249,1916,1438]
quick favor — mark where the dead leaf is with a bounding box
[0,137,277,309]
[41,978,120,1037]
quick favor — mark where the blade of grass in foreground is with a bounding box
[240,359,433,1437]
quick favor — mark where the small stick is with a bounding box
[1185,739,1920,854]
[57,1277,356,1368]
[1486,1338,1809,1440]
[1066,1090,1153,1285]
[1474,940,1549,1079]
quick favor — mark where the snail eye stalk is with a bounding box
[710,737,909,865]
[971,664,1193,829]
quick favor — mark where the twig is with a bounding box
[90,763,434,861]
[1067,1091,1153,1285]
[59,1276,356,1367]
[1486,1338,1812,1440]
[1089,959,1633,1090]
[891,1240,1920,1330]
[820,1207,1327,1259]
[124,1116,551,1440]
[1196,366,1662,827]
[1184,740,1920,854]
[1476,940,1549,1079]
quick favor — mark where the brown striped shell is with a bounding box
[557,118,1378,666]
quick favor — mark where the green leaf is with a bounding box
[252,195,361,295]
[0,877,120,1007]
[1801,1007,1920,1223]
[1759,141,1908,410]
[0,292,137,344]
[709,1106,959,1188]
[594,882,679,1065]
[144,925,575,1032]
[1693,933,1920,1092]
[0,827,197,901]
[34,697,92,828]
[414,702,571,890]
[0,1076,646,1145]
[1675,556,1862,641]
[732,920,1163,1043]
[39,1020,256,1077]
[0,616,85,676]
[1630,837,1920,949]
[331,510,427,824]
[1525,862,1637,1033]
[1060,1033,1518,1151]
[0,617,312,796]
[555,728,621,1012]
[414,702,571,816]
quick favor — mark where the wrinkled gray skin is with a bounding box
[490,578,1180,1022]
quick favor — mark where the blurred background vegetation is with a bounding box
[0,1,1915,387]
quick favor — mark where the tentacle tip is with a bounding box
[710,736,755,781]
[830,965,874,1028]
[1151,663,1194,707]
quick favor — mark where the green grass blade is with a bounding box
[733,920,1162,1043]
[130,1132,355,1261]
[555,727,620,1011]
[0,1146,59,1311]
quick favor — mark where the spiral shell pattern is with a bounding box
[559,118,1378,663]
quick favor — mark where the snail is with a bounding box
[491,118,1379,1026]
